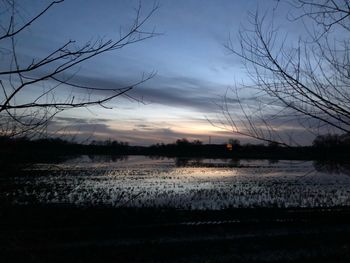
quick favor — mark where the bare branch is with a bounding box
[0,1,158,137]
[216,0,350,145]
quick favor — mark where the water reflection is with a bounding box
[313,160,350,176]
[175,157,203,167]
[228,158,241,167]
[174,158,242,167]
[2,156,350,209]
[87,155,128,162]
[268,159,279,164]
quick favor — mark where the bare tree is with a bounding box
[217,0,350,146]
[0,0,158,138]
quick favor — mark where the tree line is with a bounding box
[1,135,349,161]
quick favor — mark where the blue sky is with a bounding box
[1,0,316,145]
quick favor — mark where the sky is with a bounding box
[1,0,317,145]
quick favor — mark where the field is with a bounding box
[2,156,350,262]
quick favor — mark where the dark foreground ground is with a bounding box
[1,206,350,263]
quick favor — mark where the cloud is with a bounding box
[133,75,226,109]
[48,117,117,137]
[55,116,111,124]
[47,116,236,145]
[58,72,235,114]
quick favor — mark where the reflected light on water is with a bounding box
[2,156,350,210]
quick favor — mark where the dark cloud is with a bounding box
[48,117,116,138]
[61,72,234,113]
[131,75,230,112]
[55,116,111,124]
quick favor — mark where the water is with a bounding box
[2,156,350,209]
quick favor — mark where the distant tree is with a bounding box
[192,140,203,145]
[268,141,279,148]
[312,133,350,148]
[216,0,350,146]
[175,138,203,147]
[175,138,190,146]
[341,133,350,145]
[104,139,112,146]
[228,139,240,147]
[0,0,158,138]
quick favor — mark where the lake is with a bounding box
[2,155,350,209]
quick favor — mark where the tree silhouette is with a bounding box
[0,0,158,137]
[217,0,350,146]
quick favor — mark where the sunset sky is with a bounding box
[3,0,314,145]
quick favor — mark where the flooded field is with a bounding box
[2,156,350,209]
